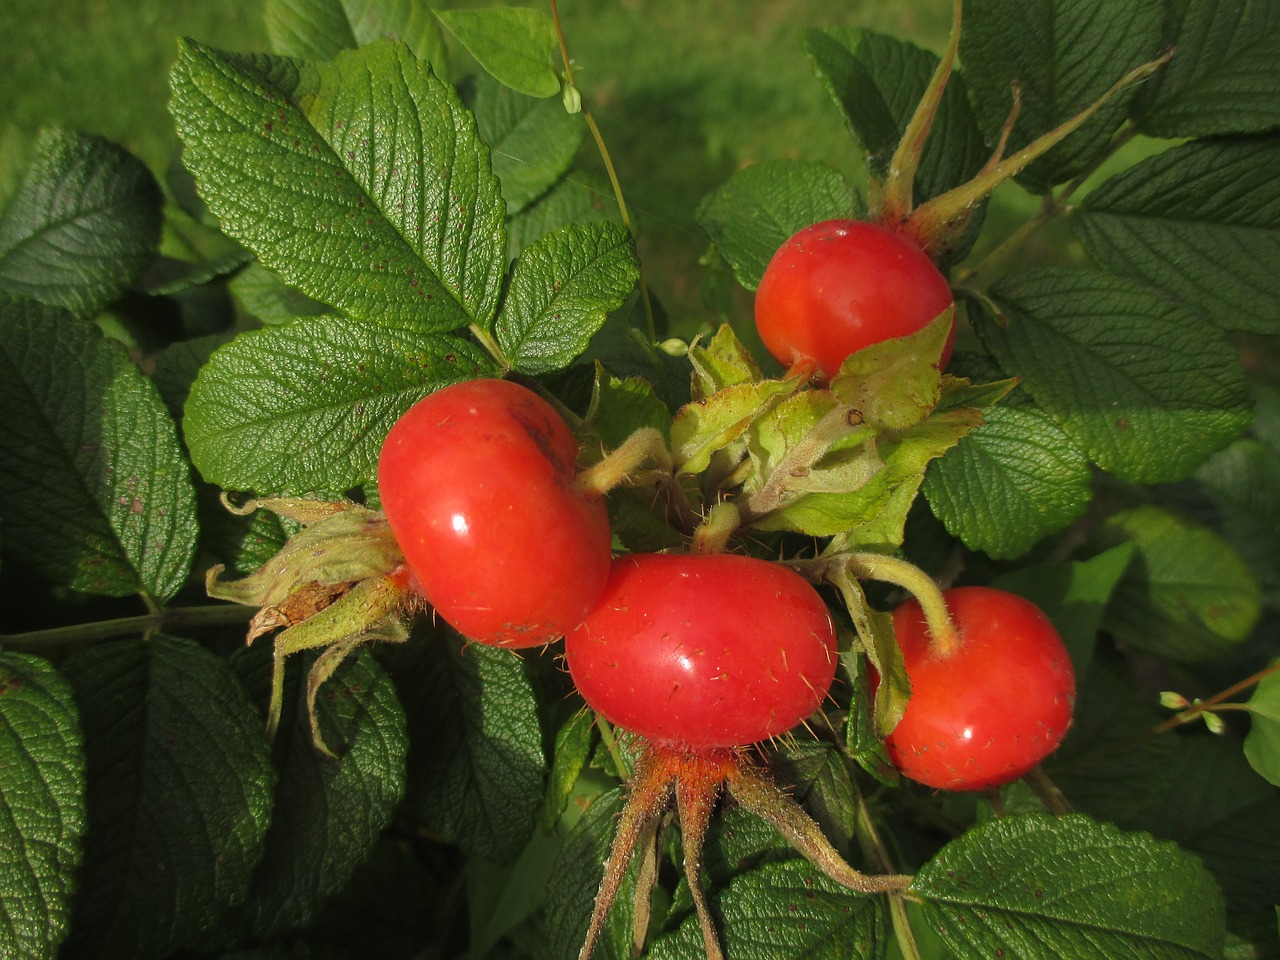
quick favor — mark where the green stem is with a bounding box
[850,779,921,959]
[690,500,742,555]
[468,322,510,371]
[846,553,959,657]
[1,603,255,650]
[877,0,962,224]
[908,50,1172,250]
[1151,660,1280,736]
[548,0,657,344]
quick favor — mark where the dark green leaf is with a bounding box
[0,653,85,960]
[61,635,275,960]
[183,315,492,494]
[265,0,448,68]
[228,262,331,325]
[1244,660,1280,788]
[1185,438,1280,605]
[497,222,639,375]
[924,401,1092,559]
[1129,737,1280,936]
[696,160,857,291]
[959,0,1164,192]
[538,788,637,960]
[434,7,559,98]
[541,708,595,832]
[0,129,162,318]
[390,631,546,863]
[1050,661,1181,826]
[474,73,585,215]
[170,39,506,331]
[1076,135,1280,336]
[0,299,198,601]
[231,645,407,937]
[506,174,615,261]
[914,812,1226,959]
[803,26,987,198]
[1133,0,1280,137]
[979,268,1252,483]
[649,858,887,960]
[1093,505,1261,662]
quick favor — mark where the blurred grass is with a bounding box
[0,0,952,330]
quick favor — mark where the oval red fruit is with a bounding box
[566,553,838,750]
[754,218,955,380]
[378,378,612,648]
[885,586,1076,791]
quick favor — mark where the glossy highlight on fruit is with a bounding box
[886,586,1076,791]
[754,218,955,380]
[377,378,612,648]
[566,552,838,750]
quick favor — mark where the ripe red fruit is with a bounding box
[565,552,838,750]
[754,218,955,380]
[377,378,612,648]
[885,586,1076,791]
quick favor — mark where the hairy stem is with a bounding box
[846,553,959,657]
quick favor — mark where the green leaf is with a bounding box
[671,379,799,476]
[0,299,198,601]
[923,401,1092,560]
[265,0,449,68]
[496,221,640,375]
[914,812,1226,960]
[649,859,887,960]
[588,368,673,450]
[978,268,1252,483]
[540,708,595,832]
[232,645,407,937]
[183,315,492,494]
[1244,660,1280,788]
[828,310,949,431]
[0,653,85,960]
[1133,0,1280,137]
[959,0,1164,192]
[390,631,546,864]
[1185,438,1280,605]
[802,27,988,201]
[687,324,766,399]
[1050,662,1181,827]
[696,160,857,291]
[1093,505,1261,662]
[0,129,162,318]
[540,787,637,960]
[170,39,506,331]
[1075,136,1280,335]
[228,261,331,325]
[61,635,275,960]
[1128,737,1280,933]
[473,72,585,214]
[434,7,559,98]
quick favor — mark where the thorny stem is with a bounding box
[548,0,657,344]
[953,123,1141,287]
[907,49,1173,252]
[1,603,255,650]
[574,427,672,496]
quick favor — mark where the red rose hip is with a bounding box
[378,378,612,648]
[754,218,955,380]
[885,586,1076,790]
[566,552,838,750]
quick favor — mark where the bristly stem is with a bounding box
[548,0,657,344]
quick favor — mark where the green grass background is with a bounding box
[0,0,953,330]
